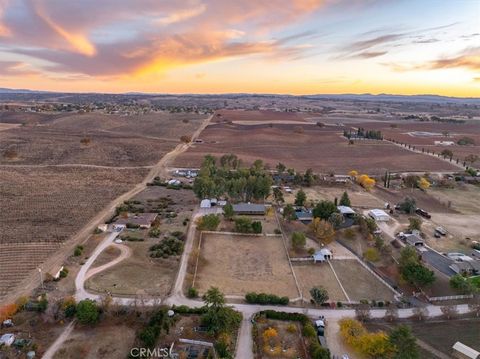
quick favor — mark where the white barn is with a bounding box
[368,209,390,222]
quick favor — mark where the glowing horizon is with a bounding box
[0,0,478,97]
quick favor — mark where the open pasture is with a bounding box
[0,112,207,166]
[293,263,347,302]
[194,233,299,298]
[330,259,395,301]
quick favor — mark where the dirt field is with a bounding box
[284,185,384,208]
[213,109,310,124]
[0,109,207,303]
[0,112,207,166]
[330,260,395,301]
[175,120,457,174]
[194,233,299,297]
[371,186,457,214]
[86,240,179,297]
[0,166,148,245]
[429,185,480,215]
[53,323,137,359]
[293,263,347,302]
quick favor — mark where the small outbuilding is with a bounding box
[233,203,266,215]
[452,341,480,359]
[312,249,333,263]
[337,206,355,216]
[200,199,211,208]
[368,209,390,222]
[0,333,15,347]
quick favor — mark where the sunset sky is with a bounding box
[0,0,478,96]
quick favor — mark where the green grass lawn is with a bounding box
[467,275,480,288]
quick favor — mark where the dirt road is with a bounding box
[41,321,75,359]
[3,114,212,305]
[85,243,131,281]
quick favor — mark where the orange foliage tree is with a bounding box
[0,303,18,322]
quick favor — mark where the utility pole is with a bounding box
[38,268,44,290]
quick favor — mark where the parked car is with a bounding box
[415,208,431,219]
[435,226,447,236]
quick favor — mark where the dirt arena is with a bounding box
[194,233,299,298]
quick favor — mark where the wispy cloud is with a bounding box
[385,47,480,73]
[0,60,40,76]
[0,0,329,78]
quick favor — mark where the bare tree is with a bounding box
[384,303,399,322]
[440,305,458,320]
[412,307,428,321]
[355,303,371,322]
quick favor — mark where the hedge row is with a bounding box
[245,292,289,305]
[259,310,309,324]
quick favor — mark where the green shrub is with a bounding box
[187,287,198,298]
[302,323,317,338]
[148,227,161,238]
[76,299,99,325]
[251,221,262,234]
[149,237,184,258]
[197,214,221,231]
[245,292,289,305]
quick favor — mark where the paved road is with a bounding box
[72,223,472,359]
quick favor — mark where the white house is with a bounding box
[0,333,15,346]
[200,199,211,208]
[368,209,390,222]
[312,249,333,263]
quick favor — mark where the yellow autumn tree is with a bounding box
[0,303,18,322]
[357,174,376,191]
[418,177,431,191]
[349,170,358,178]
[339,318,394,358]
[339,318,366,347]
[310,218,335,244]
[358,331,394,358]
[263,327,279,353]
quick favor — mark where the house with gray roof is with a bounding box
[232,203,266,215]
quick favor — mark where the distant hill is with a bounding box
[302,93,480,104]
[0,88,51,94]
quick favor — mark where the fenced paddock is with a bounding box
[193,232,299,298]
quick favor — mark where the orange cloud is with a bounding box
[33,1,96,56]
[0,0,10,36]
[424,47,480,71]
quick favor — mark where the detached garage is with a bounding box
[368,209,390,222]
